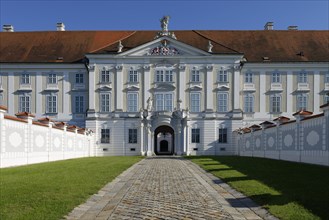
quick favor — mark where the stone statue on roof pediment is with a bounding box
[160,16,170,32]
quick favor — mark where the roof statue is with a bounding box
[160,16,170,32]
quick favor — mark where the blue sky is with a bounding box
[1,1,328,31]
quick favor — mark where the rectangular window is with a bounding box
[155,93,173,111]
[0,93,3,106]
[75,95,84,113]
[165,70,173,82]
[101,129,110,143]
[21,73,30,84]
[100,93,110,112]
[297,94,307,110]
[76,73,84,84]
[191,70,200,82]
[46,95,57,113]
[298,72,308,83]
[218,128,228,143]
[129,70,138,82]
[325,73,329,83]
[217,93,228,112]
[271,72,280,83]
[271,95,281,113]
[156,70,164,82]
[244,94,254,113]
[101,70,111,83]
[127,93,138,112]
[245,72,253,83]
[325,94,329,104]
[190,93,200,112]
[218,70,228,82]
[19,95,30,112]
[128,129,138,144]
[191,128,200,143]
[156,70,173,82]
[48,73,57,84]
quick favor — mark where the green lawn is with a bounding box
[187,156,329,220]
[0,156,143,220]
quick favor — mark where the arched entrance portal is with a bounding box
[154,126,174,155]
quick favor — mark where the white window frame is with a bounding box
[191,128,200,143]
[154,93,173,111]
[244,94,254,113]
[298,72,308,83]
[128,69,138,83]
[190,92,200,112]
[128,128,138,144]
[101,128,110,143]
[271,72,281,83]
[270,94,281,113]
[245,72,253,83]
[218,70,228,82]
[46,94,57,113]
[21,73,30,85]
[155,69,173,82]
[191,69,200,82]
[100,93,111,112]
[48,73,57,84]
[297,94,308,111]
[217,92,228,112]
[74,95,84,113]
[127,92,138,112]
[19,94,31,112]
[101,69,111,83]
[75,73,84,84]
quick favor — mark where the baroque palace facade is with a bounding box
[0,18,328,156]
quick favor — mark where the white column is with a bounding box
[176,124,182,155]
[182,124,187,154]
[7,72,14,115]
[88,65,96,113]
[140,123,145,155]
[115,65,123,111]
[178,65,186,108]
[233,66,241,110]
[313,71,320,113]
[63,71,70,117]
[186,123,190,155]
[143,65,151,109]
[286,71,293,114]
[146,124,153,156]
[206,65,213,111]
[259,71,266,113]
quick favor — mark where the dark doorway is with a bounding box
[154,125,174,155]
[160,140,169,152]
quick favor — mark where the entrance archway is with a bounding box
[154,125,174,155]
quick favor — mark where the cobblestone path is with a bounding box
[66,157,276,220]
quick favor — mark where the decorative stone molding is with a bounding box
[115,65,123,70]
[179,64,186,70]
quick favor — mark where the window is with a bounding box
[101,129,110,143]
[298,72,307,83]
[190,93,200,112]
[218,70,228,82]
[271,72,280,83]
[128,129,138,144]
[245,72,253,83]
[191,70,200,82]
[21,73,30,84]
[101,70,111,83]
[19,95,30,112]
[155,93,173,111]
[0,93,3,106]
[325,94,329,104]
[244,94,254,113]
[100,93,110,112]
[218,128,227,143]
[48,73,57,84]
[297,94,308,110]
[127,93,138,112]
[129,70,138,82]
[191,128,200,143]
[156,70,173,82]
[325,73,329,83]
[75,95,84,113]
[217,93,228,112]
[76,73,84,84]
[270,94,281,113]
[46,95,57,113]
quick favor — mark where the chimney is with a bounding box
[56,22,65,31]
[3,24,14,32]
[288,25,298,30]
[264,22,274,30]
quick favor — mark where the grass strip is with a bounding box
[187,156,329,220]
[0,156,142,220]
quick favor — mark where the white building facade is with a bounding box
[1,19,328,156]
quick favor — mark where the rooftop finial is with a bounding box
[207,41,213,53]
[160,16,170,32]
[117,41,123,53]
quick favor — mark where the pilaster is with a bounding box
[178,64,186,108]
[286,71,293,113]
[115,65,123,111]
[7,72,14,115]
[63,71,70,116]
[259,71,266,114]
[205,65,213,111]
[88,64,96,117]
[233,65,241,110]
[313,71,320,113]
[143,65,151,109]
[36,73,42,115]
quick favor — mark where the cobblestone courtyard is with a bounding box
[66,157,276,220]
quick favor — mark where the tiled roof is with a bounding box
[1,30,328,63]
